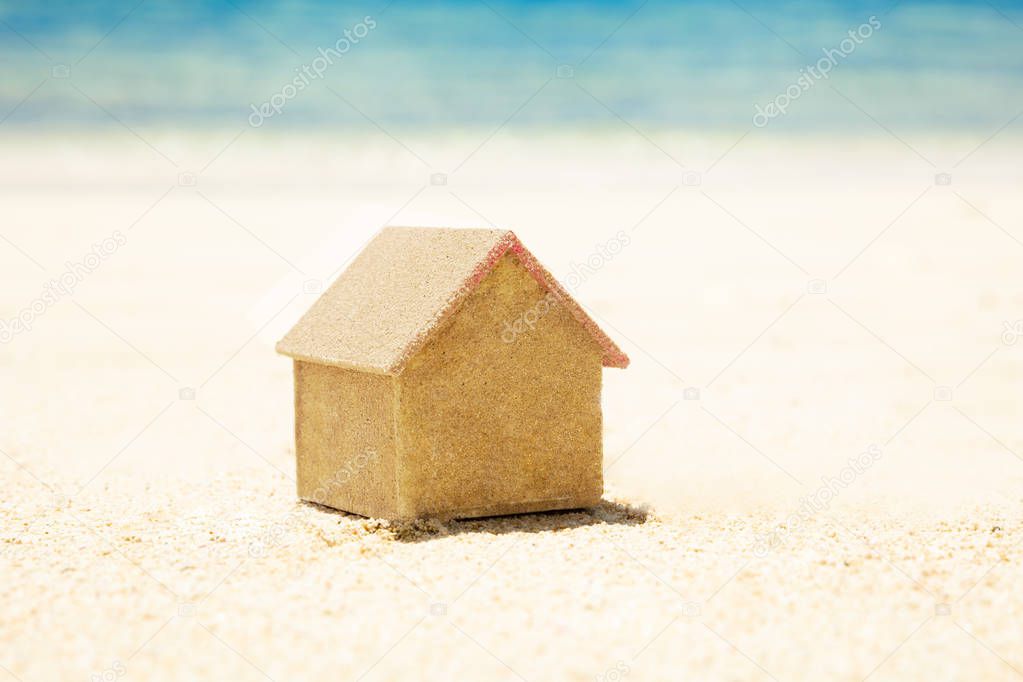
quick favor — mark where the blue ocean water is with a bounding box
[0,0,1021,131]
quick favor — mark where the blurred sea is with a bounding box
[1,0,1022,132]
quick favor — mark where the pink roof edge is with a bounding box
[397,229,630,371]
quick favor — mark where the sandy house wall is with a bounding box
[396,253,605,519]
[293,361,399,518]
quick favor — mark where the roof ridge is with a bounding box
[384,230,516,372]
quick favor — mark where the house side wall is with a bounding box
[396,253,604,519]
[294,361,398,518]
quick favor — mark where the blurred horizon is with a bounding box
[2,0,1022,132]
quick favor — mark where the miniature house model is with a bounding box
[276,227,629,520]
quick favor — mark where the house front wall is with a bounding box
[293,361,399,518]
[395,253,604,518]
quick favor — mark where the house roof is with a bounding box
[276,226,630,374]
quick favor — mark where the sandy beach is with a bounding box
[4,130,1023,680]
